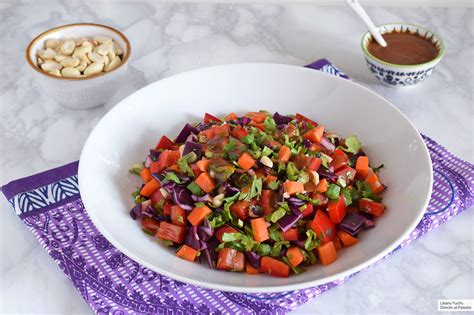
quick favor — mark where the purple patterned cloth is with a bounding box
[2,59,473,314]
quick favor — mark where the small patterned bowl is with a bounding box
[361,23,445,87]
[26,23,131,109]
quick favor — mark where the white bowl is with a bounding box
[78,63,433,293]
[361,23,445,87]
[26,23,131,109]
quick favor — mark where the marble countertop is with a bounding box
[1,2,472,314]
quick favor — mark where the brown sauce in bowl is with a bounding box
[367,31,439,65]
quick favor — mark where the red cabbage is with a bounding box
[228,117,251,126]
[278,212,302,232]
[153,170,191,185]
[191,194,210,203]
[273,112,293,125]
[142,204,167,222]
[302,139,312,149]
[288,197,305,207]
[183,141,202,160]
[129,203,141,220]
[144,156,152,168]
[293,239,305,248]
[223,182,239,196]
[170,186,194,210]
[339,213,365,235]
[249,204,263,217]
[149,149,161,161]
[204,240,219,269]
[317,168,338,181]
[364,218,376,229]
[195,122,212,132]
[175,124,199,144]
[320,137,336,151]
[245,252,261,269]
[184,227,201,250]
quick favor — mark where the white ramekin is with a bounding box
[26,23,131,109]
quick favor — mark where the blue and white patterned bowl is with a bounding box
[361,23,445,87]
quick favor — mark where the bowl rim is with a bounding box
[26,23,131,81]
[361,22,445,69]
[78,63,434,293]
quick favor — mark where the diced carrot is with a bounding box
[330,149,348,171]
[171,205,186,227]
[156,222,185,243]
[314,178,328,193]
[283,181,304,195]
[225,112,238,121]
[150,150,181,173]
[337,230,359,247]
[176,244,199,262]
[365,168,385,194]
[303,126,324,143]
[140,178,160,197]
[196,159,211,172]
[359,198,386,217]
[286,247,304,267]
[265,175,278,183]
[217,248,245,271]
[195,172,216,193]
[250,121,266,131]
[140,168,152,183]
[278,146,291,162]
[155,135,174,150]
[187,205,212,226]
[167,164,179,172]
[245,111,268,123]
[333,236,343,250]
[355,156,369,180]
[251,217,269,242]
[237,152,255,171]
[246,263,260,274]
[260,257,290,278]
[316,241,337,266]
[282,228,299,241]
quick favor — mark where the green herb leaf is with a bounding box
[261,146,273,157]
[257,243,271,256]
[326,183,341,200]
[304,230,320,251]
[269,225,285,241]
[223,138,237,153]
[264,117,277,133]
[243,176,262,201]
[241,134,255,145]
[270,241,289,257]
[265,208,286,223]
[161,172,182,184]
[267,180,280,191]
[129,163,144,176]
[355,181,383,202]
[286,162,299,180]
[341,188,352,206]
[342,135,361,154]
[282,256,306,274]
[187,181,204,196]
[372,164,384,174]
[320,153,332,169]
[296,193,322,205]
[302,249,317,264]
[221,232,258,252]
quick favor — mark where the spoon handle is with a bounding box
[346,0,387,47]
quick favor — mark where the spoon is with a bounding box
[346,0,387,47]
